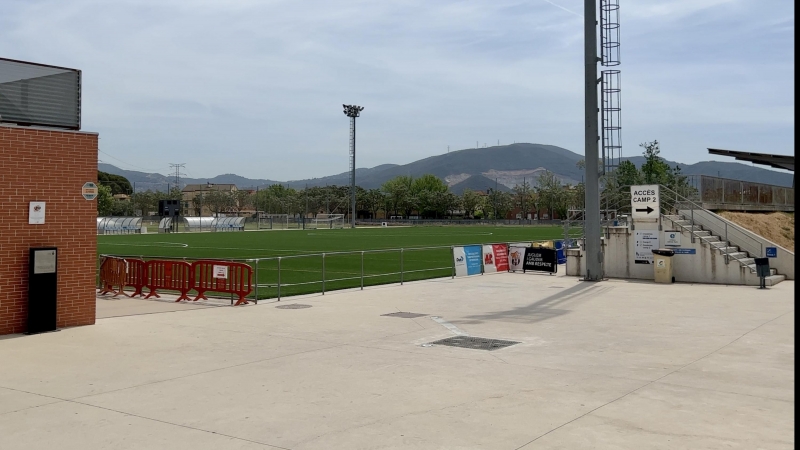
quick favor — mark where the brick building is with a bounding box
[0,125,98,335]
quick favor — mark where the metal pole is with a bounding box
[451,246,455,278]
[277,257,281,301]
[583,0,603,281]
[361,251,364,290]
[254,259,259,304]
[400,248,404,285]
[350,116,357,229]
[724,224,729,264]
[322,253,326,294]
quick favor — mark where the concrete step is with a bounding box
[693,230,711,237]
[743,265,779,276]
[733,257,755,266]
[663,215,682,221]
[699,235,721,243]
[726,251,749,260]
[765,274,786,286]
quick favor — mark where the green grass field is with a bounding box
[98,226,571,299]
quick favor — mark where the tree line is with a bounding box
[96,139,693,219]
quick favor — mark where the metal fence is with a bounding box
[686,175,794,211]
[356,218,568,227]
[98,240,574,302]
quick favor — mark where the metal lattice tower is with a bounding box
[169,163,185,189]
[601,70,621,174]
[343,104,363,229]
[600,0,621,175]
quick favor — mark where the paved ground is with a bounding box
[0,273,794,449]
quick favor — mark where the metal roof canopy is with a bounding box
[708,148,794,172]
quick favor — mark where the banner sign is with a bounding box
[664,231,681,247]
[509,246,526,272]
[672,248,696,255]
[482,244,509,273]
[212,265,229,279]
[454,245,483,277]
[634,230,659,264]
[523,247,558,273]
[630,185,660,220]
[555,240,566,264]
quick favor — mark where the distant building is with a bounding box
[181,183,238,216]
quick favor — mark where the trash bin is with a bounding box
[754,257,770,289]
[652,248,675,283]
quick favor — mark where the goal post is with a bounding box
[308,214,345,230]
[258,213,289,230]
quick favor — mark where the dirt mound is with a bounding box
[718,211,794,251]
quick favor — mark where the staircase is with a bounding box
[662,214,786,286]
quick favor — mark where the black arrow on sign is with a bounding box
[635,206,654,214]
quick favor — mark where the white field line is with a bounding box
[430,316,469,336]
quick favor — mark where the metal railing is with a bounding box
[98,240,567,302]
[563,184,763,266]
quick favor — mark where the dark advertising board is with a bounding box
[523,247,557,274]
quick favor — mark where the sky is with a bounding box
[1,0,794,180]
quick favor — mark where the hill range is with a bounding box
[100,143,794,193]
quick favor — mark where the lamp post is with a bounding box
[343,104,364,229]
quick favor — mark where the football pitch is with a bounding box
[98,225,571,299]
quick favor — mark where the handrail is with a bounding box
[659,184,763,263]
[564,183,763,267]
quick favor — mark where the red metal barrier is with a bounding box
[192,260,253,306]
[124,258,148,297]
[144,260,193,302]
[98,257,128,297]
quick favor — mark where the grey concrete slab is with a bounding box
[0,401,274,450]
[0,387,61,416]
[96,294,229,319]
[0,274,794,449]
[526,383,794,450]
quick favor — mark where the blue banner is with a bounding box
[673,248,696,254]
[555,240,567,264]
[463,245,483,276]
[766,247,777,258]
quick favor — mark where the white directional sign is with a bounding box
[630,185,660,220]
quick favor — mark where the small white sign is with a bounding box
[664,231,681,247]
[657,259,666,268]
[630,185,660,220]
[212,265,229,279]
[33,249,57,274]
[82,182,99,200]
[634,230,659,264]
[29,202,46,224]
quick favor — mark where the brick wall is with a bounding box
[0,125,98,335]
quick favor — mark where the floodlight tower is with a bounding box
[343,104,364,228]
[584,0,622,281]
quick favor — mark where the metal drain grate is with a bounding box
[275,304,312,309]
[429,336,519,351]
[381,312,427,318]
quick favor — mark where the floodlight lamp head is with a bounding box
[343,104,364,118]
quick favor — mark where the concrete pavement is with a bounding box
[0,273,794,449]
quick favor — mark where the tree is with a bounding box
[461,189,481,218]
[98,171,133,195]
[512,180,533,217]
[381,176,413,217]
[97,184,114,216]
[204,190,235,217]
[364,189,385,219]
[536,171,562,219]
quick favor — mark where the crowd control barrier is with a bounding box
[98,257,128,297]
[144,260,193,302]
[125,259,148,297]
[192,260,253,306]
